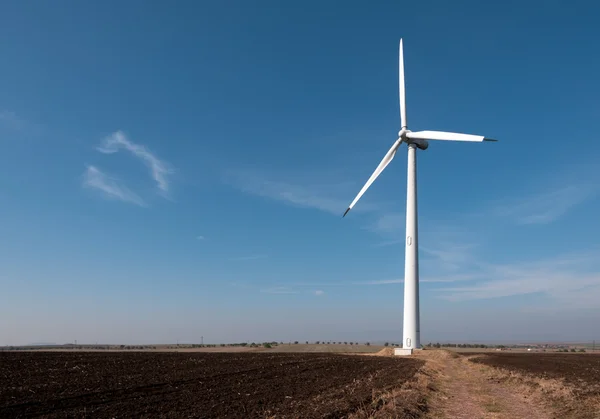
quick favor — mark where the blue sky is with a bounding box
[2,0,600,345]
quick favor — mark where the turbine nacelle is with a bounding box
[406,137,429,150]
[398,130,429,150]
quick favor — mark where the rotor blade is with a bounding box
[399,39,407,129]
[407,130,496,142]
[343,139,402,217]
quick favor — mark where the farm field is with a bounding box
[0,351,424,418]
[470,352,600,395]
[468,353,600,418]
[268,344,384,353]
[147,344,385,354]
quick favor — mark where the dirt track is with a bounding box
[0,352,424,418]
[421,351,554,419]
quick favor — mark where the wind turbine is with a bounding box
[343,39,496,353]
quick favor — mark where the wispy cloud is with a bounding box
[366,212,405,234]
[230,254,268,261]
[362,279,404,285]
[0,111,31,132]
[277,273,480,289]
[224,170,381,215]
[372,239,404,247]
[82,165,145,206]
[260,286,298,294]
[368,210,600,310]
[359,274,481,285]
[196,235,205,240]
[436,252,600,307]
[493,184,597,225]
[97,131,173,195]
[354,248,600,310]
[314,290,325,296]
[421,244,478,272]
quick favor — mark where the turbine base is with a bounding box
[394,348,414,356]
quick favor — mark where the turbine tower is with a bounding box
[343,39,496,353]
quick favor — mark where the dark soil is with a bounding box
[470,353,600,398]
[0,352,424,418]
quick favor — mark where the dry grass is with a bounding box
[369,347,395,356]
[347,349,444,418]
[348,368,433,418]
[483,402,502,413]
[474,361,600,419]
[422,351,558,419]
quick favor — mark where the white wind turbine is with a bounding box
[343,39,496,353]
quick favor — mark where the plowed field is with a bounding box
[0,352,424,418]
[470,353,600,396]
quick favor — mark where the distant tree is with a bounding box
[365,342,371,346]
[315,341,320,344]
[434,343,441,348]
[294,341,298,344]
[570,348,576,352]
[384,342,389,347]
[305,341,309,344]
[350,342,354,346]
[263,343,272,348]
[344,342,348,345]
[579,349,586,352]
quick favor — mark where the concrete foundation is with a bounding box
[394,348,413,356]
